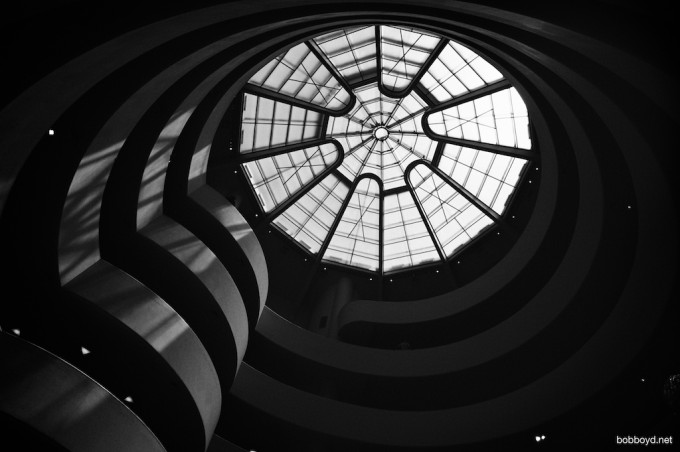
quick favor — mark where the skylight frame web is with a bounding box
[378,25,442,95]
[437,144,529,215]
[322,177,382,271]
[241,143,340,213]
[418,40,504,103]
[407,162,496,258]
[240,92,323,153]
[352,82,402,126]
[379,137,436,190]
[237,25,535,274]
[328,83,438,191]
[382,190,441,272]
[249,42,353,112]
[313,26,378,86]
[273,173,350,254]
[383,90,429,131]
[426,87,531,150]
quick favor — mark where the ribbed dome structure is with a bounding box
[0,1,677,451]
[239,26,533,274]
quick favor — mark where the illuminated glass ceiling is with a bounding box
[239,25,534,274]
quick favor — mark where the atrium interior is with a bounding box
[1,1,678,451]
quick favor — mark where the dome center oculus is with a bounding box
[373,126,389,141]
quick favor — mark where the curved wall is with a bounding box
[0,3,269,451]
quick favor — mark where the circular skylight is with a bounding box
[373,126,389,141]
[238,25,534,273]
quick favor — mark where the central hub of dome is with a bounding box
[373,126,389,141]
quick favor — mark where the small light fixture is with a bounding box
[48,129,55,136]
[81,347,91,355]
[11,328,20,336]
[124,396,133,403]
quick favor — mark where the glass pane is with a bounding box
[249,42,351,111]
[409,163,495,257]
[273,173,349,253]
[240,93,322,153]
[314,26,377,85]
[383,190,440,271]
[437,144,528,214]
[380,25,441,93]
[419,41,503,103]
[427,87,531,150]
[327,83,438,190]
[242,143,339,212]
[323,178,381,270]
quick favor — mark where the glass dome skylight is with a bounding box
[238,25,534,273]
